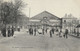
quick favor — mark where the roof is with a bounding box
[62,17,77,19]
[62,14,77,19]
[31,11,60,20]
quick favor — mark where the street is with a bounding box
[0,30,80,51]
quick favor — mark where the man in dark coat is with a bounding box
[64,29,68,38]
[52,28,54,34]
[31,28,33,35]
[45,28,48,33]
[12,26,14,36]
[29,28,31,35]
[1,27,6,37]
[29,28,33,35]
[42,28,44,35]
[8,27,11,37]
[50,29,52,38]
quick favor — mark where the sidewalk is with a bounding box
[0,31,25,42]
[68,33,80,39]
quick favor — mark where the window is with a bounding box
[64,20,66,23]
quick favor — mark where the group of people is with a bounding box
[29,27,49,36]
[7,26,14,37]
[1,26,14,37]
[29,28,37,36]
[28,27,69,39]
[49,28,69,38]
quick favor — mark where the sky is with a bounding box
[3,0,80,18]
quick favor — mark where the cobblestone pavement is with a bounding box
[0,30,80,51]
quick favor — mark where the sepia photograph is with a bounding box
[0,0,80,51]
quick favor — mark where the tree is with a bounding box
[0,2,12,32]
[0,2,11,36]
[13,0,25,23]
[0,0,26,36]
[0,0,26,26]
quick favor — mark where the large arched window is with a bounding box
[40,17,49,24]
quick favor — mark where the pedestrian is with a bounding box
[56,28,59,36]
[45,28,48,33]
[17,26,20,32]
[59,29,62,37]
[34,28,37,36]
[1,26,6,37]
[30,28,33,35]
[11,26,14,36]
[52,28,54,34]
[8,26,11,37]
[64,29,68,38]
[56,28,58,32]
[50,29,52,38]
[42,28,44,35]
[29,28,31,35]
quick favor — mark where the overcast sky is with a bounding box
[3,0,80,18]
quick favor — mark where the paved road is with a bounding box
[0,31,80,51]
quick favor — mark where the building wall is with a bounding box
[62,14,79,33]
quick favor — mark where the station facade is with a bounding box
[28,11,62,30]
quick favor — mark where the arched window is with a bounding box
[43,17,47,19]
